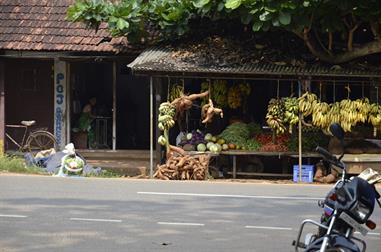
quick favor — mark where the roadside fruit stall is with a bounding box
[127,36,381,180]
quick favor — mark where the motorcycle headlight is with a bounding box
[351,202,370,222]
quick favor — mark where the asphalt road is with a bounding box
[0,175,380,252]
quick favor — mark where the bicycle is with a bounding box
[5,120,57,153]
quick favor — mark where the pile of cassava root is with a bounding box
[154,154,210,180]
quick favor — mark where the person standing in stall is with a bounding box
[78,97,97,148]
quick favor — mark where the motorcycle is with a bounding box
[293,123,381,252]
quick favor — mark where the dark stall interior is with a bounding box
[4,59,54,150]
[69,62,150,150]
[116,64,150,149]
[70,62,113,149]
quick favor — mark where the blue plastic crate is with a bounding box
[293,165,314,183]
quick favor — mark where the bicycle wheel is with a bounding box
[26,131,57,153]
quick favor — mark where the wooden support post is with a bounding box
[112,61,117,150]
[150,76,154,178]
[298,80,303,182]
[0,61,5,156]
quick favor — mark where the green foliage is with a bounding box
[68,0,381,37]
[67,0,381,62]
[0,155,47,174]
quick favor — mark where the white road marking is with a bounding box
[138,191,321,200]
[70,218,122,223]
[354,231,381,236]
[245,225,292,231]
[0,214,27,218]
[158,222,205,226]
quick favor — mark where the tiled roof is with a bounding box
[0,0,134,53]
[128,46,381,78]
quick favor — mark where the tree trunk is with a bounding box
[300,30,381,64]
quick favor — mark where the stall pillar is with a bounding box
[54,59,67,149]
[0,61,4,156]
[112,61,117,150]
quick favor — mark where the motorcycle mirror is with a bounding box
[329,123,344,141]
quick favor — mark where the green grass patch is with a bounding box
[0,155,47,174]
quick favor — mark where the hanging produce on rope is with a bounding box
[298,91,318,117]
[168,83,184,102]
[171,91,209,119]
[201,99,224,124]
[311,102,330,130]
[201,80,228,108]
[227,82,251,109]
[266,98,286,135]
[227,85,243,109]
[283,97,299,133]
[368,103,381,136]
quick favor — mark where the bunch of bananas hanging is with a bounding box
[238,83,251,96]
[228,85,243,109]
[200,80,228,108]
[298,92,318,117]
[266,98,286,135]
[368,103,381,136]
[158,102,176,131]
[353,98,371,124]
[283,97,299,133]
[311,102,331,129]
[283,97,299,125]
[169,84,184,102]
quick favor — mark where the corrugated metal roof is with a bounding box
[128,46,381,78]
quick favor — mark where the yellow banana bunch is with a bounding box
[353,98,371,123]
[368,103,381,136]
[238,83,251,96]
[312,102,330,129]
[298,92,318,117]
[266,99,286,135]
[228,85,242,109]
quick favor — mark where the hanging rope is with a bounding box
[277,79,280,99]
[319,81,322,101]
[290,81,294,96]
[362,81,365,98]
[167,76,170,102]
[333,80,336,103]
[376,86,379,105]
[208,79,211,99]
[345,84,351,99]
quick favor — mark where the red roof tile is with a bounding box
[0,0,134,53]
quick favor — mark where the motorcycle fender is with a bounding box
[305,235,360,252]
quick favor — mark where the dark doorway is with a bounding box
[116,64,150,149]
[70,62,113,149]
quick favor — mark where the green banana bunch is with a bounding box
[158,135,167,146]
[266,98,286,135]
[201,80,228,108]
[158,102,176,131]
[283,97,299,133]
[169,84,184,102]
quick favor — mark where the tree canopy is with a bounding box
[67,0,381,64]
